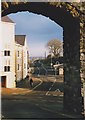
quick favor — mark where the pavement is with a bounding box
[1,77,42,96]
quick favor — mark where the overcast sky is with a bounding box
[8,12,63,57]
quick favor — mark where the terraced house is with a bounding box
[15,35,28,82]
[0,16,29,88]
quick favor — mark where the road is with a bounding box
[1,75,78,119]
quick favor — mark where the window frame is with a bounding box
[4,50,10,56]
[4,66,10,72]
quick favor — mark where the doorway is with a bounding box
[1,76,6,87]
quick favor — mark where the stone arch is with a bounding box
[2,2,85,115]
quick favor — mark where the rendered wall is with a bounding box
[1,21,16,88]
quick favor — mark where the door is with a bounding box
[1,76,6,87]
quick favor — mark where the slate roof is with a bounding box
[15,35,26,46]
[1,16,14,23]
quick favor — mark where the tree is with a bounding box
[47,39,63,57]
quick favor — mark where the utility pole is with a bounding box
[51,53,53,68]
[45,51,46,59]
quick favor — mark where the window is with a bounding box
[27,51,29,56]
[4,66,10,72]
[8,66,10,71]
[4,50,10,56]
[18,64,19,70]
[18,51,19,57]
[24,63,26,69]
[8,51,10,56]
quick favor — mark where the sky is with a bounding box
[8,12,63,57]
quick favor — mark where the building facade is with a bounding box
[1,16,16,88]
[1,16,29,88]
[15,35,28,82]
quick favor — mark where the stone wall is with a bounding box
[80,2,85,113]
[1,1,85,115]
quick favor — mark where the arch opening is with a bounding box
[8,11,63,58]
[2,2,82,115]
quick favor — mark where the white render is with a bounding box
[0,19,16,88]
[1,16,29,88]
[15,35,28,82]
[59,67,63,75]
[22,37,28,79]
[15,44,23,81]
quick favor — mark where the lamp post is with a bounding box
[54,67,57,80]
[51,53,53,68]
[54,65,58,80]
[37,67,40,77]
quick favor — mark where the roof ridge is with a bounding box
[1,16,14,23]
[15,35,26,46]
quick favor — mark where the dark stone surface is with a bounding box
[1,2,85,115]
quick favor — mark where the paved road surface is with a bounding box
[2,76,83,119]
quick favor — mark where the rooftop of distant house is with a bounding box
[15,35,26,46]
[1,16,14,23]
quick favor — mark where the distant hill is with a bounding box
[29,56,45,60]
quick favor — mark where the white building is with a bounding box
[54,64,63,75]
[15,35,28,82]
[1,16,16,88]
[1,16,29,88]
